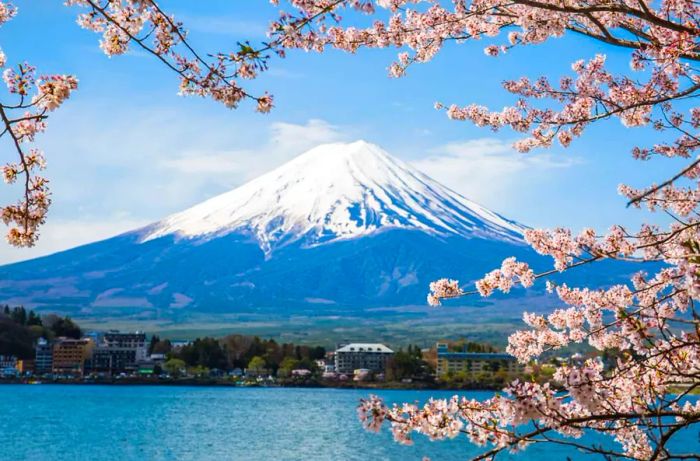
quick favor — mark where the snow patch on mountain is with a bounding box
[141,140,524,253]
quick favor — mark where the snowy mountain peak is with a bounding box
[140,141,525,253]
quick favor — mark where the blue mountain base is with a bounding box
[0,228,647,326]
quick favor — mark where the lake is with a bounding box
[1,385,697,460]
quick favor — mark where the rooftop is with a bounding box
[335,343,394,354]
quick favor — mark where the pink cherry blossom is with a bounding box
[248,1,700,458]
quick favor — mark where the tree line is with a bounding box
[149,334,327,376]
[0,306,82,359]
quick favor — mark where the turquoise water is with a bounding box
[0,385,697,460]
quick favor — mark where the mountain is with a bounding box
[141,140,524,252]
[0,141,634,335]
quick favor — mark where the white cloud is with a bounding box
[270,119,346,152]
[412,138,581,206]
[0,109,349,264]
[157,118,347,181]
[30,103,347,207]
[0,216,149,264]
[160,151,246,175]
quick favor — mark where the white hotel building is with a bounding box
[334,343,394,375]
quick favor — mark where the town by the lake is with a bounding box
[1,306,539,389]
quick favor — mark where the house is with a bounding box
[228,368,244,378]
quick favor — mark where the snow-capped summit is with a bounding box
[141,140,524,253]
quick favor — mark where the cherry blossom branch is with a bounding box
[0,104,34,241]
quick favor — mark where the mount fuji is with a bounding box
[0,141,631,332]
[142,140,524,251]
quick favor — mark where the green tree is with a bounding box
[277,356,300,378]
[43,315,81,339]
[148,338,172,355]
[189,365,210,377]
[148,335,160,354]
[308,346,326,361]
[247,356,267,376]
[10,307,27,325]
[176,337,227,369]
[26,310,42,326]
[221,334,256,369]
[26,324,46,341]
[387,349,424,381]
[0,316,34,359]
[243,338,267,364]
[164,358,186,377]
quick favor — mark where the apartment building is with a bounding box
[52,338,93,376]
[435,343,523,377]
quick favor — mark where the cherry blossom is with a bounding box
[0,0,282,245]
[249,0,700,459]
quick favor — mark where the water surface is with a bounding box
[1,385,697,460]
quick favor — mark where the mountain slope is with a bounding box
[0,140,634,324]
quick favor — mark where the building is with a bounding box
[353,368,370,382]
[334,343,394,374]
[137,362,158,376]
[85,331,148,375]
[16,359,34,375]
[0,355,17,377]
[435,343,523,378]
[104,331,148,360]
[0,355,17,368]
[52,338,93,377]
[315,358,335,373]
[35,338,53,375]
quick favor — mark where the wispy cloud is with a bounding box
[0,215,149,265]
[0,110,349,264]
[160,151,247,175]
[412,138,582,206]
[268,119,347,157]
[158,119,347,181]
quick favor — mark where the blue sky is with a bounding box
[0,1,685,263]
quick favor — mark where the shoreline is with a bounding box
[5,379,699,395]
[0,378,504,391]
